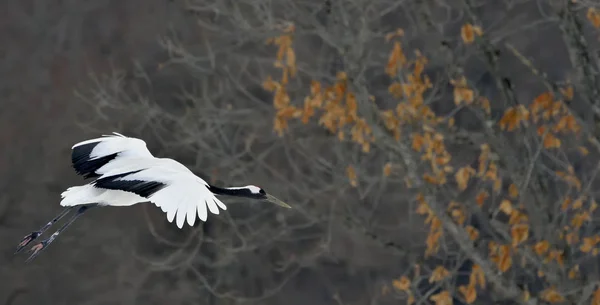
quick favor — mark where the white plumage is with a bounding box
[62,132,227,228]
[16,132,290,262]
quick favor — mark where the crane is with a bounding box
[15,132,291,262]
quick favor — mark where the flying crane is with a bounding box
[15,132,291,262]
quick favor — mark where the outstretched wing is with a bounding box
[71,132,154,179]
[92,159,228,229]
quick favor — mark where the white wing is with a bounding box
[93,160,227,228]
[71,132,154,179]
[70,132,227,228]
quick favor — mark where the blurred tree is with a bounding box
[78,0,600,305]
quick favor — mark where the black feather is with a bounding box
[207,185,266,199]
[71,142,119,179]
[93,170,167,198]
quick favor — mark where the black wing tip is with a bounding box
[93,171,167,198]
[71,142,119,179]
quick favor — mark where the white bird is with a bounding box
[16,132,290,262]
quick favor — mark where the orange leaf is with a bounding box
[430,291,453,305]
[450,206,467,225]
[531,92,553,116]
[499,199,513,215]
[383,163,393,177]
[471,265,486,288]
[310,80,322,96]
[392,276,411,291]
[560,85,574,100]
[573,197,584,210]
[492,245,512,272]
[455,166,475,191]
[475,190,489,207]
[499,106,529,131]
[429,266,450,283]
[568,265,579,279]
[540,287,564,303]
[588,8,600,29]
[571,212,591,228]
[561,197,572,211]
[511,224,529,247]
[407,293,415,305]
[461,24,483,44]
[508,183,519,199]
[346,165,358,187]
[453,78,475,105]
[458,285,477,304]
[478,97,491,115]
[262,76,279,92]
[581,236,597,253]
[466,225,479,241]
[542,133,561,149]
[412,133,425,152]
[533,240,550,255]
[286,48,297,76]
[592,287,600,305]
[386,41,407,77]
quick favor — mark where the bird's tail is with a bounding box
[60,185,99,207]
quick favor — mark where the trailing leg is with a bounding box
[15,207,74,254]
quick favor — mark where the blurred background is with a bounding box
[3,0,600,304]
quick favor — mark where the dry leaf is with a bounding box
[508,183,519,198]
[466,225,479,241]
[542,133,561,149]
[560,85,574,100]
[430,291,453,305]
[588,8,600,29]
[568,265,579,279]
[458,285,477,304]
[471,265,486,288]
[412,133,425,152]
[499,199,513,215]
[581,236,597,253]
[461,24,483,44]
[491,244,512,272]
[407,293,415,305]
[499,106,529,131]
[475,190,489,207]
[383,163,393,177]
[533,240,550,255]
[392,276,411,291]
[386,41,407,77]
[493,178,502,193]
[540,287,565,303]
[592,287,600,305]
[346,165,358,187]
[478,97,491,115]
[455,166,475,191]
[511,224,529,247]
[429,266,450,283]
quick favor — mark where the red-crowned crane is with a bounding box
[16,132,290,262]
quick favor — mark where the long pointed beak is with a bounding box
[266,194,292,208]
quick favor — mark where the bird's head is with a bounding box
[245,185,291,208]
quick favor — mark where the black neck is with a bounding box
[207,185,252,198]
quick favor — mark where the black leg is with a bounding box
[24,204,95,263]
[15,207,74,254]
